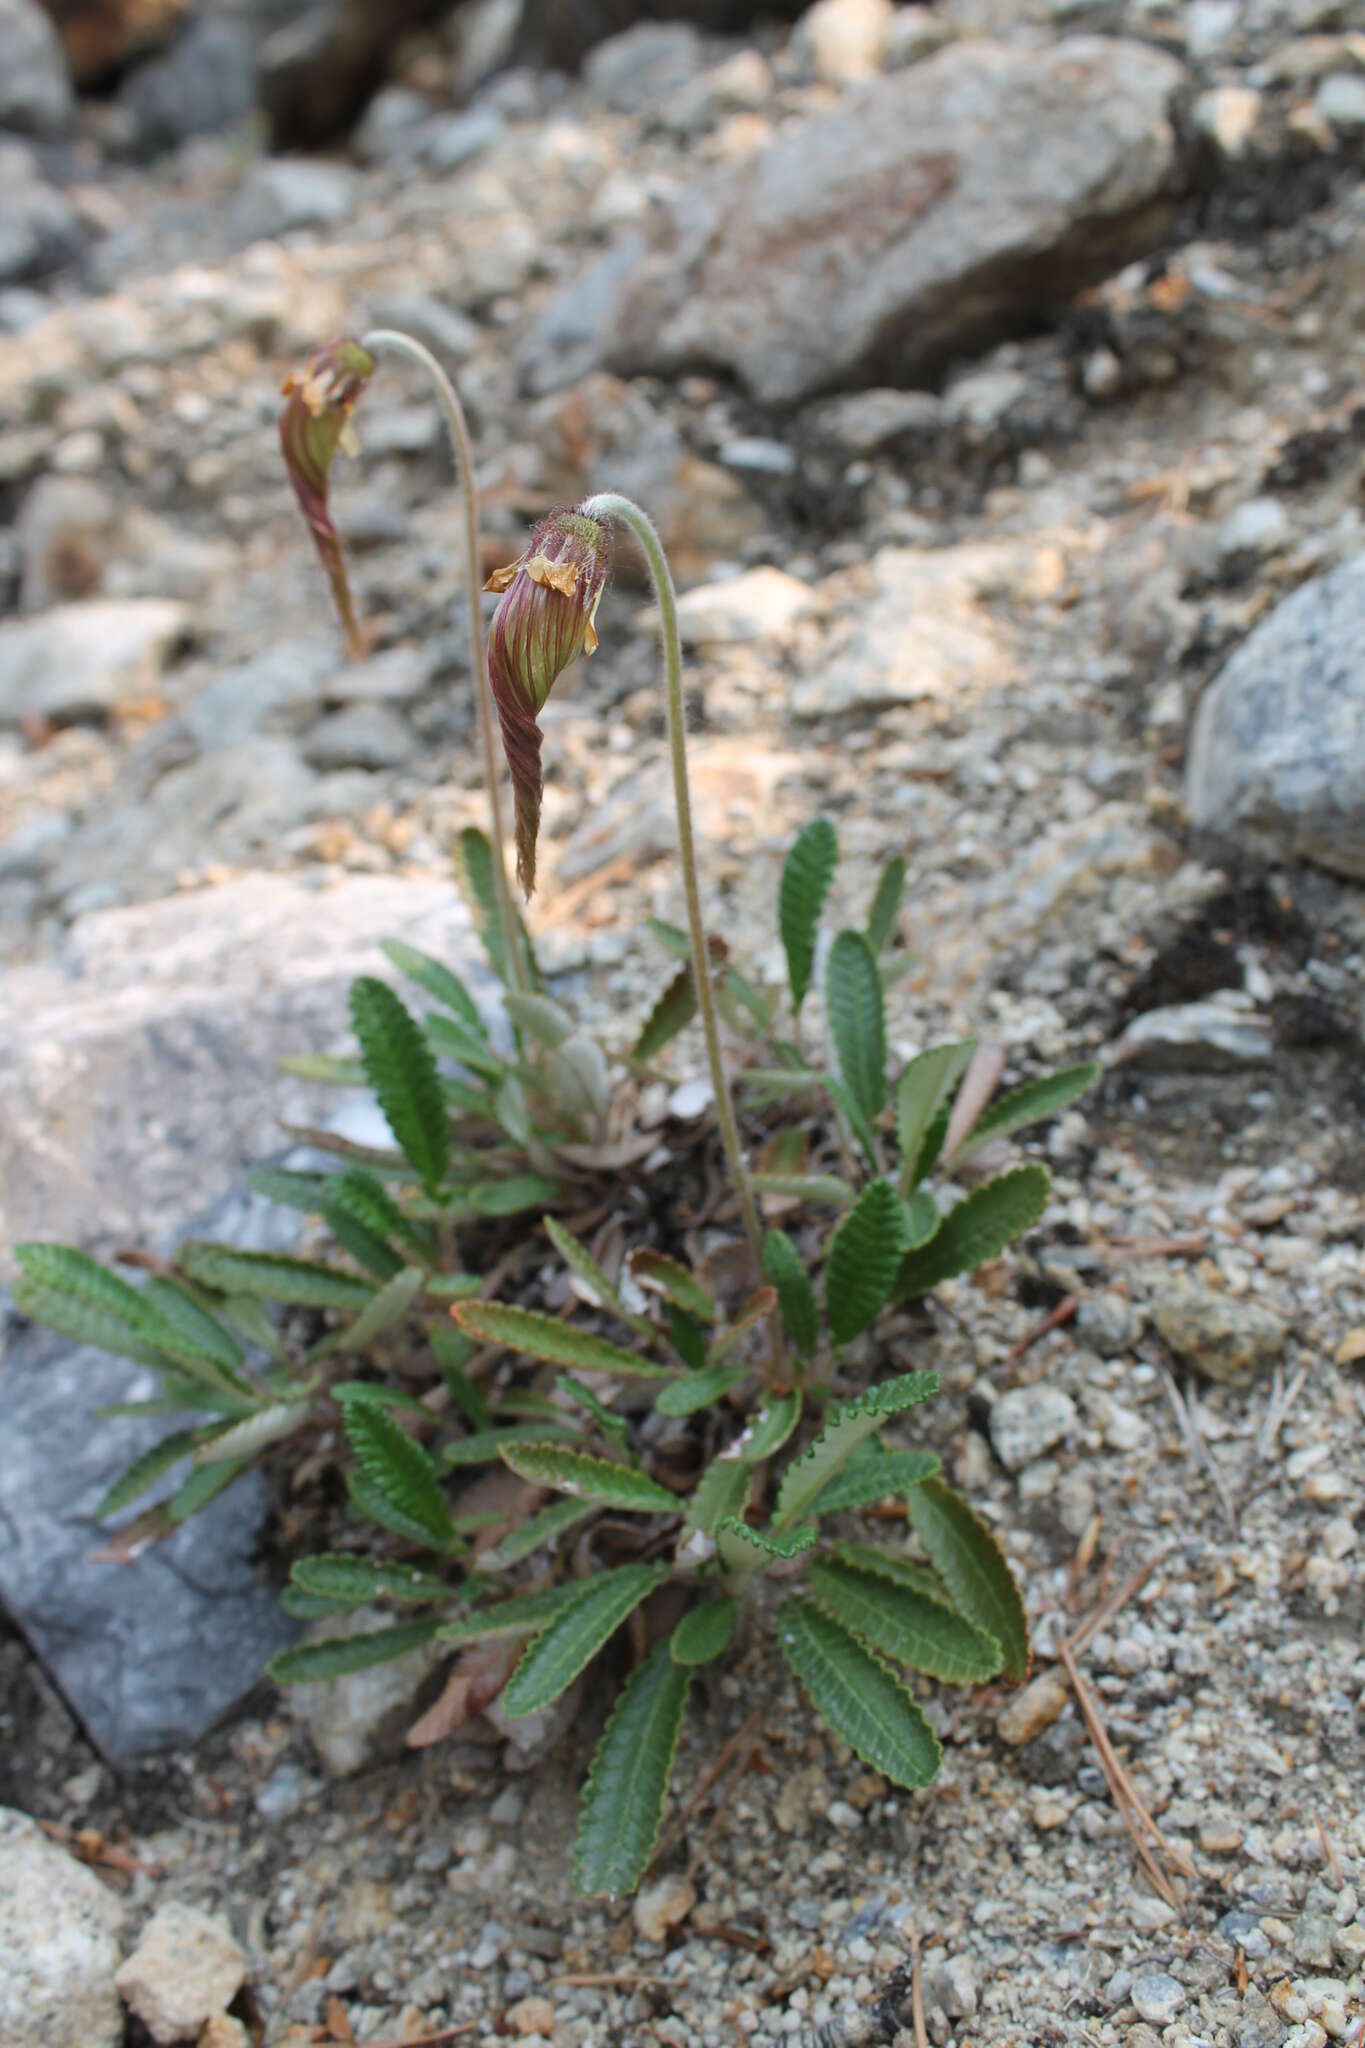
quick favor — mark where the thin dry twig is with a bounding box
[999,1294,1078,1378]
[1318,1818,1345,1886]
[1102,1232,1208,1259]
[1258,1360,1310,1460]
[1056,1633,1194,1908]
[1157,1360,1238,1531]
[649,1705,764,1878]
[360,2026,478,2047]
[910,1929,928,2048]
[1068,1548,1168,1658]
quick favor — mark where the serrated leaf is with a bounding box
[340,1397,453,1549]
[543,1216,629,1320]
[292,1556,450,1607]
[424,1008,506,1081]
[441,1423,577,1467]
[826,929,886,1125]
[501,1562,666,1718]
[806,1557,1004,1684]
[321,1168,434,1266]
[556,1374,628,1449]
[716,1517,816,1571]
[452,1301,666,1378]
[437,1580,590,1644]
[573,1638,691,1898]
[631,960,698,1065]
[667,1305,707,1372]
[824,1178,907,1347]
[346,1467,448,1547]
[380,939,486,1034]
[280,1587,356,1620]
[735,1388,803,1462]
[179,1244,376,1310]
[778,1597,942,1788]
[452,824,532,989]
[895,1041,977,1193]
[903,1187,939,1249]
[780,817,838,1014]
[467,1174,563,1218]
[683,1453,752,1538]
[893,1163,1050,1299]
[954,1061,1100,1157]
[808,1448,941,1516]
[671,1598,738,1666]
[761,1229,819,1361]
[168,1456,248,1523]
[827,1071,881,1175]
[95,1430,198,1518]
[192,1403,305,1466]
[334,1266,425,1353]
[12,1243,168,1367]
[866,853,906,955]
[831,1541,952,1605]
[499,1444,679,1515]
[904,1477,1029,1680]
[323,1208,405,1282]
[750,1172,855,1210]
[479,1496,595,1571]
[429,1323,490,1431]
[269,1618,440,1685]
[654,1363,746,1418]
[138,1278,246,1378]
[771,1370,940,1530]
[329,1380,430,1415]
[246,1166,331,1212]
[350,976,450,1193]
[628,1250,714,1322]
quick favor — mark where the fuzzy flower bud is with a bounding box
[279,337,375,657]
[484,507,612,897]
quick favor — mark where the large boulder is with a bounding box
[0,1810,125,2048]
[525,36,1191,406]
[0,0,76,137]
[1186,556,1365,881]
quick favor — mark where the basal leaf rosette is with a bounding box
[279,337,375,657]
[484,507,612,897]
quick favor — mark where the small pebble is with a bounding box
[1131,1971,1185,2025]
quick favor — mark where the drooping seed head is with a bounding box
[279,337,375,657]
[484,507,612,897]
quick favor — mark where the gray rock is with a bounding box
[884,5,952,68]
[1131,1972,1185,2025]
[989,1385,1078,1472]
[1151,1277,1285,1385]
[115,1902,245,2045]
[116,15,257,157]
[1187,556,1365,880]
[236,156,360,239]
[804,387,943,454]
[322,643,439,704]
[366,293,479,367]
[1315,72,1365,129]
[789,0,893,86]
[924,1952,978,2019]
[351,85,434,163]
[519,232,647,398]
[0,0,75,138]
[0,597,189,725]
[290,1607,445,1776]
[0,1808,124,2048]
[537,36,1189,405]
[0,141,85,285]
[583,21,706,111]
[422,105,504,172]
[1216,496,1290,566]
[1114,998,1274,1071]
[181,639,336,750]
[16,475,116,612]
[303,701,414,769]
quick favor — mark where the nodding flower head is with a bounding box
[484,507,612,897]
[280,337,375,657]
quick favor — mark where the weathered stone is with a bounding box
[0,597,189,725]
[534,37,1190,404]
[0,141,85,285]
[633,1874,697,1943]
[789,0,893,86]
[1187,557,1365,880]
[0,0,75,137]
[302,700,414,770]
[115,1902,245,2046]
[583,21,706,111]
[16,474,116,611]
[289,1607,446,1777]
[0,1808,124,2048]
[997,1668,1070,1746]
[1114,998,1274,1072]
[673,567,821,646]
[235,157,359,240]
[116,14,257,158]
[1151,1277,1285,1384]
[989,1386,1078,1472]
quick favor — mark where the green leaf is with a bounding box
[805,1557,1004,1684]
[335,1267,425,1352]
[654,1363,746,1418]
[780,817,838,1014]
[380,939,486,1035]
[556,1374,628,1449]
[280,1587,356,1620]
[179,1244,376,1311]
[502,990,575,1047]
[452,1301,666,1378]
[499,1444,679,1515]
[322,1209,404,1282]
[866,853,906,955]
[761,1230,819,1360]
[428,1324,490,1431]
[168,1456,248,1523]
[895,1041,977,1192]
[631,960,698,1065]
[750,1172,854,1210]
[453,825,536,989]
[441,1423,578,1467]
[346,1467,449,1548]
[671,1597,738,1666]
[826,930,886,1125]
[771,1370,940,1530]
[269,1618,440,1685]
[683,1454,751,1538]
[95,1430,197,1518]
[666,1305,707,1372]
[893,1163,1050,1299]
[246,1166,331,1212]
[479,1496,595,1570]
[808,1448,941,1516]
[903,1187,939,1249]
[278,1053,368,1086]
[138,1278,246,1378]
[778,1597,942,1788]
[573,1638,691,1898]
[191,1403,306,1466]
[543,1217,629,1320]
[737,1389,803,1462]
[437,1580,591,1644]
[466,1174,563,1218]
[292,1556,450,1607]
[904,1477,1029,1679]
[954,1061,1100,1157]
[11,1243,169,1368]
[646,916,691,961]
[321,1168,434,1266]
[424,1008,506,1080]
[716,1517,817,1571]
[339,1397,453,1549]
[350,976,450,1193]
[501,1563,665,1718]
[831,1541,952,1605]
[826,1073,882,1176]
[328,1380,430,1415]
[824,1178,907,1347]
[628,1251,714,1323]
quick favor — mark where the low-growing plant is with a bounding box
[11,326,1099,1896]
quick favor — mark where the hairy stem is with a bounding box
[581,492,766,1284]
[361,329,525,992]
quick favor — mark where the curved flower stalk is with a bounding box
[279,329,524,992]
